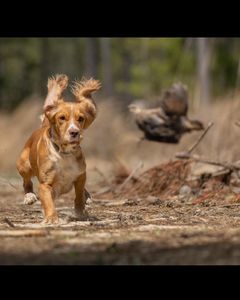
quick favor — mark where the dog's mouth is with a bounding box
[69,141,79,144]
[65,134,83,145]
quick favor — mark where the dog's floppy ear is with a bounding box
[43,74,68,121]
[71,78,101,129]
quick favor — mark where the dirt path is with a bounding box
[1,180,240,265]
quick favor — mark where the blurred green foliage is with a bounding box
[0,37,239,111]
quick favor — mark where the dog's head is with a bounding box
[43,74,101,153]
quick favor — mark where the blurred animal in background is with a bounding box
[128,82,204,143]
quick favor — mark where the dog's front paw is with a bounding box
[23,193,38,205]
[42,214,59,225]
[74,209,89,221]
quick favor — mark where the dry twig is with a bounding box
[187,122,214,154]
[175,121,240,173]
[2,217,15,228]
[175,122,214,160]
[93,167,112,187]
[116,161,144,192]
[176,153,240,171]
[0,177,19,190]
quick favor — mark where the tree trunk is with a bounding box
[85,38,98,78]
[40,38,51,96]
[100,38,113,97]
[141,38,150,95]
[197,38,211,105]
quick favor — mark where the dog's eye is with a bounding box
[78,116,84,123]
[59,116,66,121]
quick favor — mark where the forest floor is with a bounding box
[2,160,240,265]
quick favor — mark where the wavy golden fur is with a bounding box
[71,77,101,102]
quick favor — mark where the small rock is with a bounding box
[230,172,240,188]
[146,195,161,205]
[179,185,192,196]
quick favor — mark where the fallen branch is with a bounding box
[211,169,232,178]
[2,217,15,228]
[175,152,240,171]
[0,229,48,237]
[175,120,240,172]
[115,161,144,192]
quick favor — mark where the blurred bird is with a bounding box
[160,82,189,116]
[128,82,204,144]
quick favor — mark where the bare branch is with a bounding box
[93,167,112,188]
[175,152,240,171]
[116,161,144,192]
[2,217,15,228]
[187,121,214,154]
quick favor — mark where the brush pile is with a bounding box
[93,118,240,205]
[94,158,240,207]
[117,160,190,198]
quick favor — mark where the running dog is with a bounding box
[16,74,101,224]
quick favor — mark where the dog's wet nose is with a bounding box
[69,128,79,138]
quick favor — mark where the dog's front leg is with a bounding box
[38,183,58,224]
[74,172,88,220]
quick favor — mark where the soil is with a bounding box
[1,160,240,265]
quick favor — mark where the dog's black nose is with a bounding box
[69,129,79,138]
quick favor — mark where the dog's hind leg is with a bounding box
[16,147,38,205]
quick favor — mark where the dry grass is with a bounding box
[1,93,240,182]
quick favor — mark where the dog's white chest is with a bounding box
[57,155,80,178]
[52,152,85,196]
